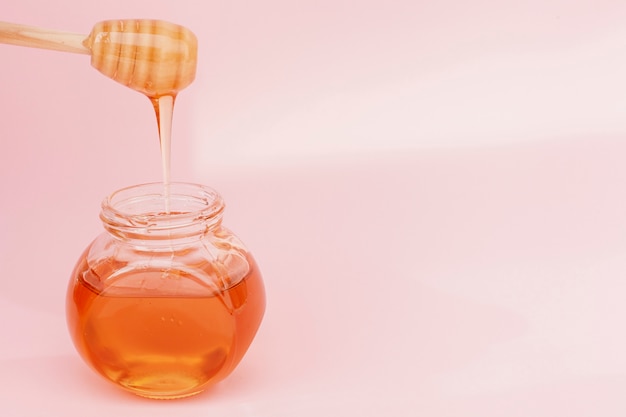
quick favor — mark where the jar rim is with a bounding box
[100,182,224,237]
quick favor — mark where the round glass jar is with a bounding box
[66,182,266,399]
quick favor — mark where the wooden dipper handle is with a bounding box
[0,21,89,54]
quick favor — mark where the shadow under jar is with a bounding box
[66,182,266,399]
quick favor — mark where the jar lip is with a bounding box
[101,182,224,232]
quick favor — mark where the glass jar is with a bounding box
[66,182,266,399]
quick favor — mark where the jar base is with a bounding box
[116,369,215,399]
[136,390,204,400]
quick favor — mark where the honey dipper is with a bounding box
[0,19,197,97]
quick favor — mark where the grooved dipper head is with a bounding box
[84,19,197,97]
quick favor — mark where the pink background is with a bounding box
[3,1,626,415]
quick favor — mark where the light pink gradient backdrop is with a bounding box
[3,1,626,415]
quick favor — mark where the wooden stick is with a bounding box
[0,21,90,55]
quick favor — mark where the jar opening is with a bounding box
[100,182,224,241]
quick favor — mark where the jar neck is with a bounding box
[100,182,224,246]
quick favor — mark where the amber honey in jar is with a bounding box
[66,182,266,399]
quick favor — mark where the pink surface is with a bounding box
[3,1,626,415]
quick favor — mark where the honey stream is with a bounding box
[151,95,175,213]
